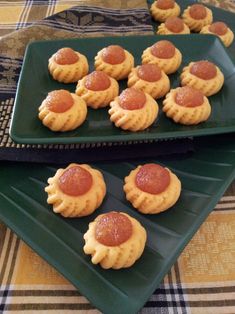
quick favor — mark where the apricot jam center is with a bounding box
[165,17,184,33]
[151,40,176,59]
[58,166,93,196]
[45,90,73,113]
[85,71,111,91]
[189,4,207,20]
[54,47,79,65]
[119,88,146,110]
[135,164,170,194]
[137,64,162,82]
[190,60,217,80]
[95,212,133,246]
[175,86,204,107]
[209,22,228,36]
[101,45,125,65]
[156,0,175,10]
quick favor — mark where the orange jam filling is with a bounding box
[165,17,184,33]
[54,47,79,65]
[45,90,74,113]
[85,71,111,91]
[156,0,175,10]
[190,60,217,80]
[135,163,170,194]
[119,88,146,110]
[209,22,228,36]
[58,166,93,196]
[189,4,207,20]
[151,40,176,59]
[101,45,125,65]
[95,212,133,246]
[175,86,204,107]
[137,64,162,82]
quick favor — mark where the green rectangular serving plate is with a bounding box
[0,134,235,314]
[10,33,235,144]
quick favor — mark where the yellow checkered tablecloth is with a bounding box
[0,1,235,313]
[0,0,108,37]
[0,0,72,37]
[0,0,151,37]
[1,0,234,37]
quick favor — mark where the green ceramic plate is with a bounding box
[0,134,235,314]
[10,34,235,144]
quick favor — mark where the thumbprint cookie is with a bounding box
[180,60,224,96]
[127,64,170,99]
[83,211,147,269]
[94,45,134,80]
[75,70,119,109]
[200,22,234,47]
[38,89,87,132]
[157,16,190,35]
[150,0,180,22]
[109,88,158,131]
[124,163,181,214]
[163,86,211,125]
[45,163,106,217]
[182,4,213,32]
[48,47,89,83]
[142,40,182,74]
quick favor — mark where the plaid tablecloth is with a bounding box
[0,1,235,313]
